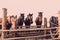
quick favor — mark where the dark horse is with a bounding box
[50,16,58,38]
[18,14,24,28]
[35,12,42,28]
[24,13,33,28]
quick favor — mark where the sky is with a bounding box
[0,0,60,25]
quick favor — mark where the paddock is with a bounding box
[0,8,60,40]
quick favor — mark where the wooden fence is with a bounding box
[1,8,60,40]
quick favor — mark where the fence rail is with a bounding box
[0,26,59,40]
[0,26,59,31]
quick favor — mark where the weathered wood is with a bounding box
[1,8,7,40]
[44,17,47,27]
[4,33,59,40]
[2,8,7,29]
[44,17,47,40]
[0,26,58,32]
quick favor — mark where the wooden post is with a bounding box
[1,8,7,40]
[58,11,60,38]
[44,17,47,39]
[44,17,47,27]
